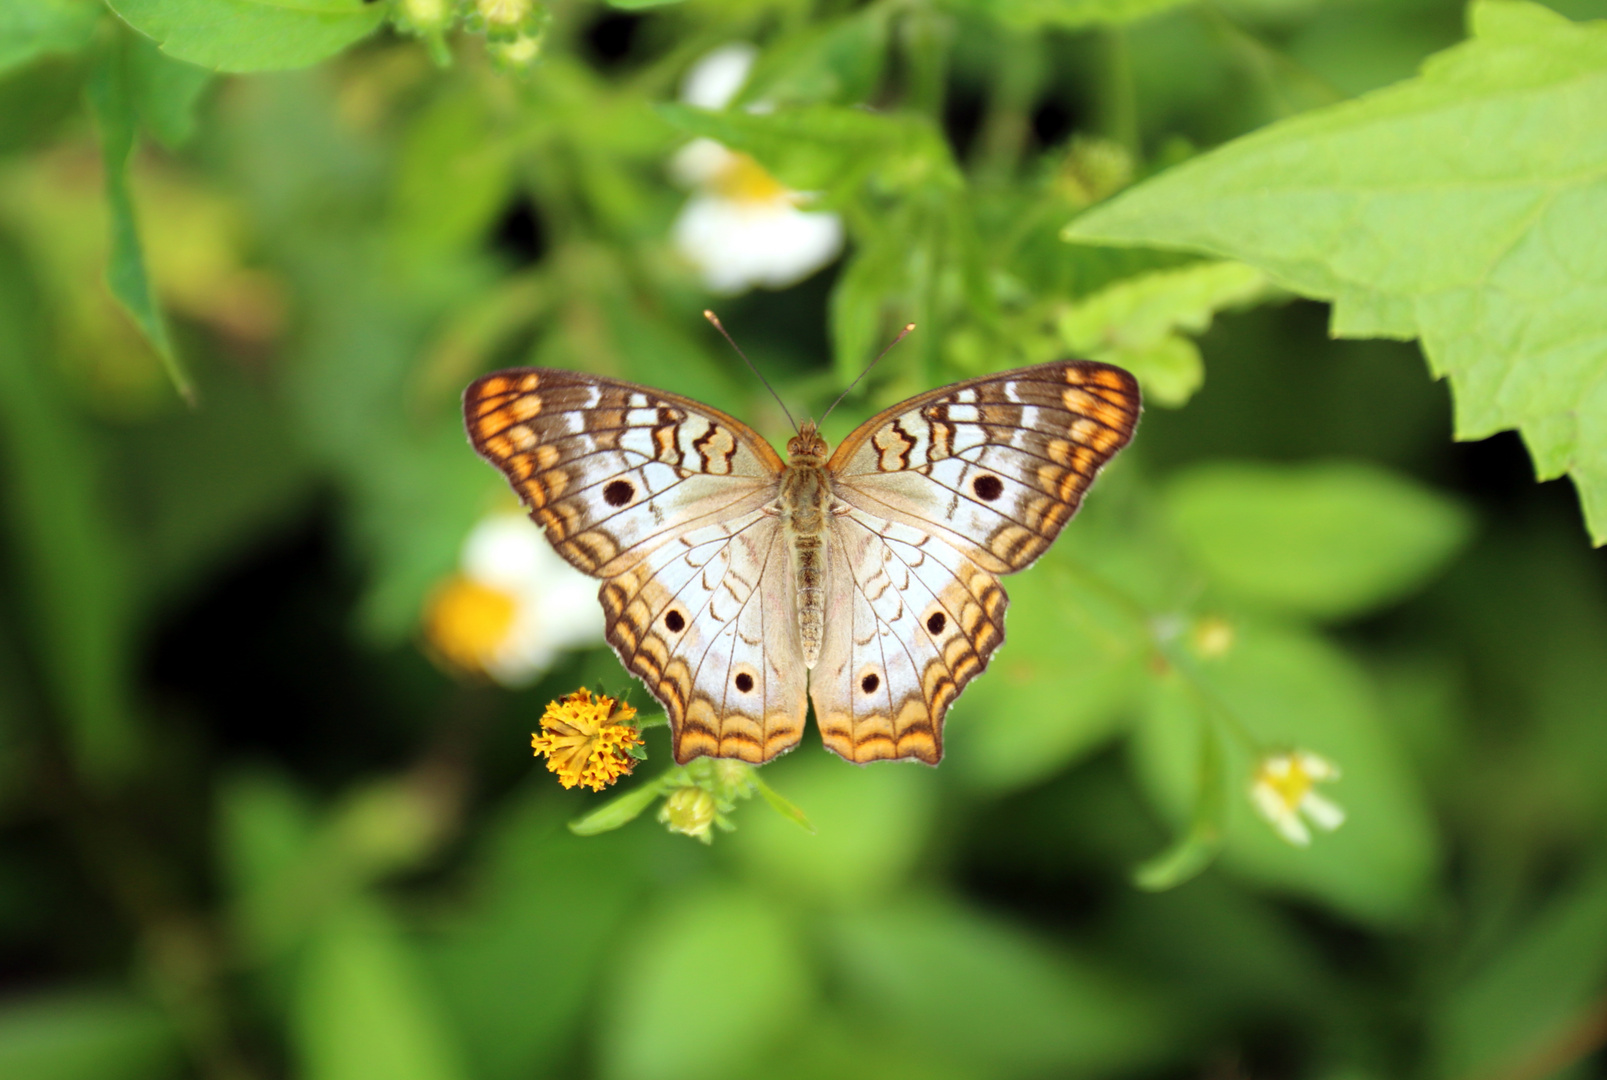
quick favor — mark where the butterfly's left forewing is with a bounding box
[814,361,1140,764]
[465,368,807,764]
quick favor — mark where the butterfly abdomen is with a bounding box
[780,462,832,669]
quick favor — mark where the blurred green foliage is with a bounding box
[1,1,1606,1079]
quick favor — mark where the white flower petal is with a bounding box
[1300,791,1347,832]
[1296,750,1340,781]
[1250,781,1289,824]
[483,637,558,689]
[681,43,757,109]
[461,513,550,590]
[457,512,606,686]
[1274,813,1312,847]
[669,138,736,187]
[673,194,843,295]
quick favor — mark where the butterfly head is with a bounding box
[786,422,829,465]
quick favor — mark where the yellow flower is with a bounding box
[531,689,643,792]
[1250,750,1345,847]
[659,787,718,843]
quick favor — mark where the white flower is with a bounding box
[424,513,604,687]
[680,43,758,109]
[670,46,844,295]
[1249,750,1346,847]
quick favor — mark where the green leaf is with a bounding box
[429,793,644,1080]
[218,769,319,960]
[1134,723,1225,891]
[740,8,890,108]
[1133,623,1438,926]
[1064,0,1607,543]
[657,102,959,200]
[121,364,314,606]
[827,223,910,382]
[951,0,1195,28]
[0,991,181,1080]
[1164,461,1473,619]
[0,0,100,73]
[126,30,209,148]
[831,898,1175,1076]
[1057,260,1270,407]
[946,549,1149,793]
[0,233,138,782]
[729,754,936,904]
[106,0,384,73]
[294,901,472,1080]
[86,35,193,404]
[602,885,812,1080]
[389,89,512,264]
[751,773,817,834]
[567,778,667,836]
[1429,862,1607,1079]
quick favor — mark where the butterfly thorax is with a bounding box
[781,423,833,668]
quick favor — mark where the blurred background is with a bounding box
[3,0,1607,1078]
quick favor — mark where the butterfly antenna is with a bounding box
[820,322,917,425]
[704,310,800,434]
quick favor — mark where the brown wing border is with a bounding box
[464,366,786,475]
[826,359,1140,474]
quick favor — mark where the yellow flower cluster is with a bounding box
[531,689,643,792]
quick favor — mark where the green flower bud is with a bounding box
[659,787,718,843]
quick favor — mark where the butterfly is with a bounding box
[464,361,1139,766]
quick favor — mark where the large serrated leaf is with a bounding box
[1065,0,1607,544]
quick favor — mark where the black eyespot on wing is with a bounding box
[973,474,1004,501]
[861,673,880,694]
[926,611,946,635]
[603,479,635,506]
[734,672,754,693]
[664,609,685,633]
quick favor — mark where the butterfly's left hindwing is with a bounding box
[813,361,1139,764]
[465,368,807,763]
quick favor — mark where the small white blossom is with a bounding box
[1249,750,1346,847]
[425,513,603,687]
[670,46,844,295]
[680,43,758,109]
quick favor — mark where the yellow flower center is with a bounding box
[531,689,642,791]
[710,153,789,204]
[1190,615,1235,659]
[425,575,517,674]
[1256,755,1315,813]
